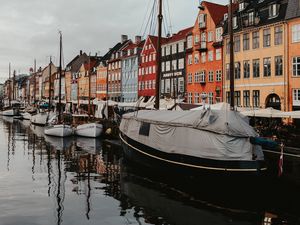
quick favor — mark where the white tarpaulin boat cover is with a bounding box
[120,109,263,161]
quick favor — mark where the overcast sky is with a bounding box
[0,0,227,83]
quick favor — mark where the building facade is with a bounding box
[121,36,144,102]
[186,1,227,104]
[223,0,288,111]
[286,0,300,111]
[161,27,192,99]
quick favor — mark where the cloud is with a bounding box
[0,0,228,81]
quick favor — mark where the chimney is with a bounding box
[135,35,142,44]
[80,50,82,55]
[121,35,128,43]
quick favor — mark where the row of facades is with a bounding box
[3,0,300,111]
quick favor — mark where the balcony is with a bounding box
[196,41,207,52]
[212,41,223,48]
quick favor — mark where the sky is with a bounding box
[0,0,228,83]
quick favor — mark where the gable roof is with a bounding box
[163,26,193,45]
[203,1,228,25]
[285,0,300,20]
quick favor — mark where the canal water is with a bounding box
[0,116,300,225]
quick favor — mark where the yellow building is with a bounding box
[286,0,300,111]
[223,0,288,111]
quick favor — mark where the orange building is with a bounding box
[96,62,107,100]
[286,0,300,111]
[186,1,227,104]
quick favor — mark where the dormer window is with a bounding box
[233,16,237,29]
[248,12,254,25]
[224,13,228,21]
[239,2,245,11]
[199,14,207,28]
[269,4,279,18]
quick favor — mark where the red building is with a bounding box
[186,1,227,104]
[138,35,167,99]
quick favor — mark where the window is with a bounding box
[201,32,206,48]
[233,16,237,28]
[249,12,254,26]
[274,26,283,45]
[200,71,206,83]
[208,31,213,42]
[216,70,222,81]
[253,59,260,78]
[253,90,260,107]
[263,57,271,77]
[178,42,184,52]
[243,90,250,107]
[194,34,200,44]
[201,52,206,63]
[208,51,213,61]
[292,24,300,43]
[244,60,250,78]
[194,93,200,103]
[194,72,200,83]
[243,33,250,50]
[178,77,184,93]
[293,89,300,106]
[194,53,199,64]
[252,31,259,49]
[166,61,170,71]
[263,29,271,47]
[234,35,240,52]
[269,4,279,18]
[161,47,165,56]
[234,62,241,79]
[275,56,283,76]
[293,57,300,76]
[226,64,230,80]
[216,49,221,60]
[208,92,214,105]
[234,91,241,106]
[208,71,214,82]
[160,79,164,93]
[172,60,177,70]
[188,54,193,65]
[216,27,223,42]
[226,39,230,54]
[226,92,231,104]
[166,46,170,55]
[178,59,184,69]
[162,62,165,72]
[165,79,170,93]
[199,14,207,28]
[172,44,177,54]
[187,35,193,48]
[239,2,245,11]
[188,93,193,103]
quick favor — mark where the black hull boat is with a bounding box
[120,132,266,177]
[119,110,267,178]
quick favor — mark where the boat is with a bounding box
[20,112,32,120]
[119,0,267,175]
[74,56,103,138]
[44,31,73,137]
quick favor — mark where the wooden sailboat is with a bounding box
[74,55,103,138]
[2,63,19,116]
[44,32,73,137]
[30,58,55,125]
[119,0,267,175]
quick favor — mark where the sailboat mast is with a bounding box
[229,0,234,109]
[58,32,62,123]
[88,54,91,118]
[48,57,52,112]
[12,70,15,101]
[155,0,163,110]
[8,63,11,107]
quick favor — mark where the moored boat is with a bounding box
[75,122,103,137]
[44,124,73,137]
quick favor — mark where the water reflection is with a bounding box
[0,117,300,225]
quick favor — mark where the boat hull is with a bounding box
[1,109,16,116]
[120,132,267,176]
[44,124,73,137]
[21,112,32,120]
[75,123,103,137]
